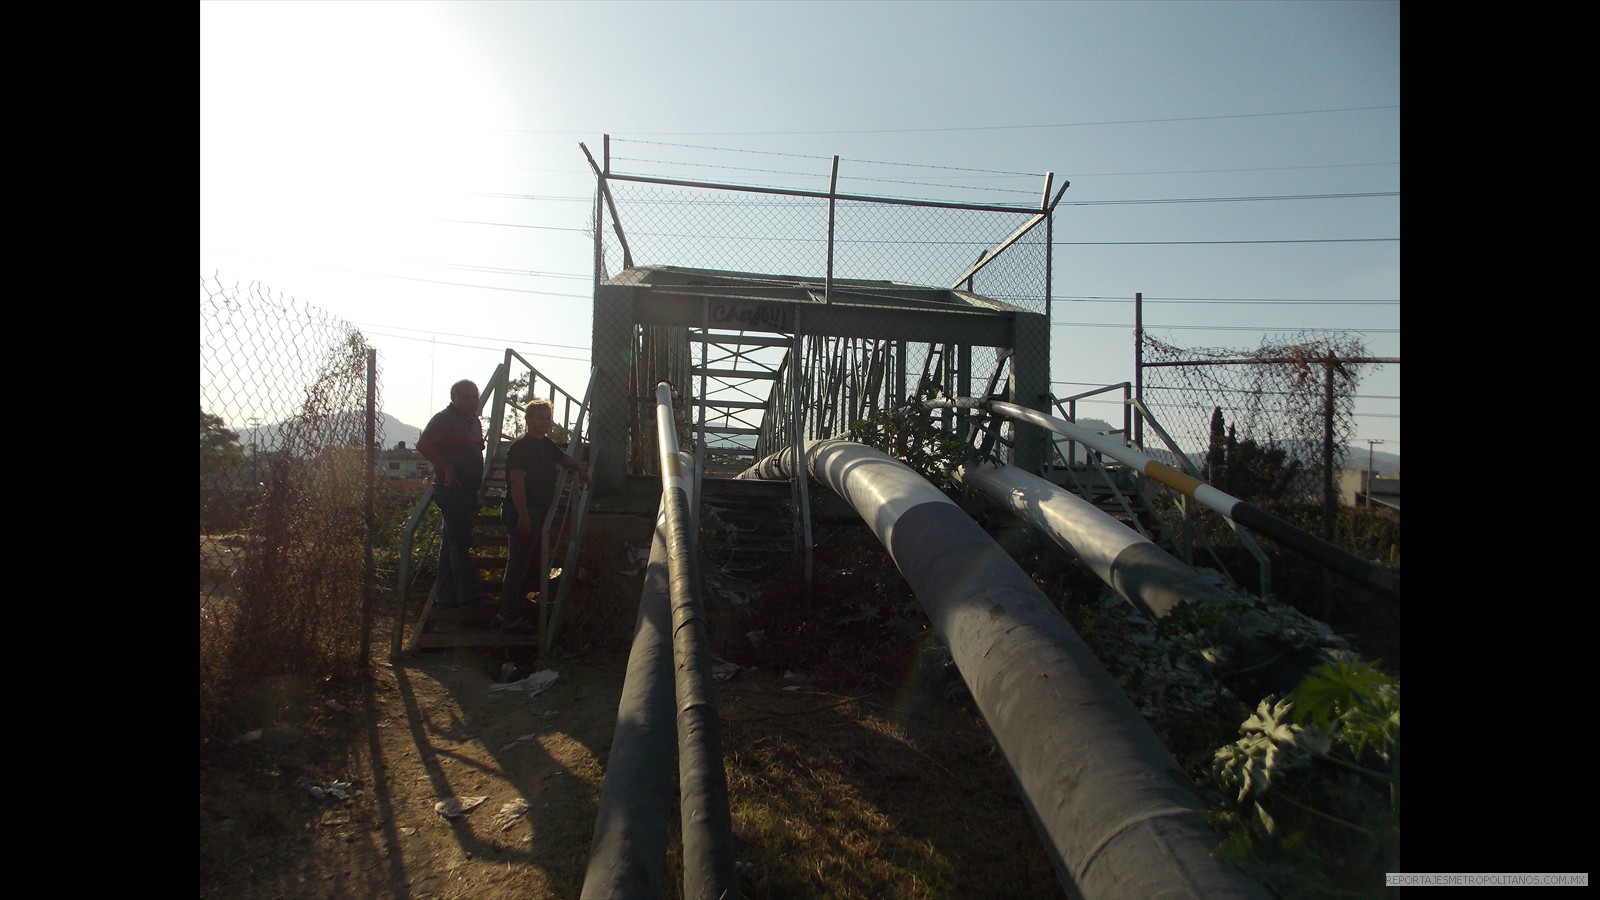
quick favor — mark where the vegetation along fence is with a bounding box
[200,273,386,751]
[1136,330,1399,541]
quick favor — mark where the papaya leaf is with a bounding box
[1290,659,1397,728]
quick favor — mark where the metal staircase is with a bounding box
[393,355,598,655]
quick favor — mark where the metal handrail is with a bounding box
[1127,397,1270,594]
[1047,389,1149,536]
[390,483,435,659]
[539,367,598,658]
[392,361,505,656]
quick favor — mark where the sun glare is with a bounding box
[202,2,511,271]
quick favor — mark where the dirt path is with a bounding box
[315,645,628,899]
[201,635,635,899]
[202,622,1063,900]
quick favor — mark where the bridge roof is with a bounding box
[603,265,1032,317]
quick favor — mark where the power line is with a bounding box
[435,218,589,234]
[613,138,1043,177]
[1072,162,1398,178]
[1053,321,1399,334]
[1062,191,1397,206]
[612,156,1041,197]
[1056,238,1397,246]
[609,138,1398,181]
[1056,295,1398,305]
[463,192,590,202]
[361,327,592,361]
[415,261,590,280]
[351,320,590,353]
[585,104,1400,137]
[201,248,592,298]
[457,223,1394,246]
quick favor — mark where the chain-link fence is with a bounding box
[1137,331,1375,500]
[200,273,384,749]
[591,170,1055,474]
[599,182,1052,316]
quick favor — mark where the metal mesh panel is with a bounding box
[200,273,382,714]
[594,174,1055,473]
[1138,332,1373,498]
[964,233,1051,315]
[631,323,693,474]
[602,182,1050,316]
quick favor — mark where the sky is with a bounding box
[200,0,1399,460]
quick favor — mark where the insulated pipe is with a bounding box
[581,451,695,899]
[581,499,677,897]
[744,439,1270,900]
[654,384,737,900]
[957,461,1324,697]
[951,397,1400,604]
[958,461,1229,623]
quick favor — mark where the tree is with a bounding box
[1203,407,1300,503]
[1203,407,1228,482]
[201,407,244,483]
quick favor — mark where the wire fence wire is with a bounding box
[1137,331,1373,499]
[594,176,1053,471]
[599,181,1051,316]
[200,273,384,747]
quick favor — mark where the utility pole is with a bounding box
[1366,439,1384,508]
[248,418,262,487]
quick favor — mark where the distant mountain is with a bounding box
[234,411,424,454]
[1346,447,1399,475]
[379,413,423,450]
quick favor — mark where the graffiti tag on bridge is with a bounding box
[709,301,789,332]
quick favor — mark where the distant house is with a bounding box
[1340,469,1400,511]
[378,440,432,487]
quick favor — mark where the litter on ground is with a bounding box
[487,669,559,697]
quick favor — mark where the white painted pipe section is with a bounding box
[969,398,1399,603]
[959,461,1134,591]
[956,461,1227,623]
[956,460,1328,697]
[984,399,1234,514]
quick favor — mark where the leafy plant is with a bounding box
[1205,660,1400,897]
[847,383,998,495]
[1055,569,1396,896]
